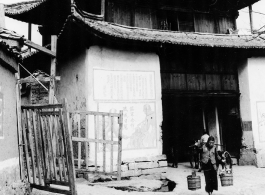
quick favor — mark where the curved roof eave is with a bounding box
[71,9,265,50]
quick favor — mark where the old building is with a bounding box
[5,0,265,182]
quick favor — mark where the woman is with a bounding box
[201,136,220,195]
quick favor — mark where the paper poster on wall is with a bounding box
[94,69,155,100]
[256,102,265,142]
[98,102,157,150]
[0,92,3,138]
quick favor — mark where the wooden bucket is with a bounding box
[220,174,233,186]
[187,175,201,191]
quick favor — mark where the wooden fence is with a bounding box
[70,110,123,180]
[20,102,76,195]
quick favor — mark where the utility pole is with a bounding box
[249,5,253,33]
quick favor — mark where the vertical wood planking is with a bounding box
[94,115,98,171]
[15,73,24,179]
[37,110,46,185]
[110,116,114,172]
[53,112,62,181]
[21,110,32,183]
[26,109,36,184]
[32,110,42,185]
[117,111,123,180]
[62,98,77,195]
[85,114,89,169]
[102,116,106,172]
[43,116,52,180]
[39,114,49,181]
[46,115,57,180]
[77,114,81,169]
[57,112,67,181]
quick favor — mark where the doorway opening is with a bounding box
[162,95,242,165]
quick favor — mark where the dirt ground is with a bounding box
[32,162,265,195]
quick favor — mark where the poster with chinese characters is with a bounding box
[98,102,157,150]
[94,69,155,101]
[256,102,265,142]
[0,92,3,138]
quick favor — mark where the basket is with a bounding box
[220,174,233,186]
[187,175,201,191]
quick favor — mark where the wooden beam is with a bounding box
[20,76,60,84]
[24,40,56,57]
[48,35,57,103]
[101,0,105,20]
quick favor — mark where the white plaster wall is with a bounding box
[238,58,254,148]
[86,46,162,161]
[243,57,265,167]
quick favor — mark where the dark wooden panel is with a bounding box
[206,74,221,90]
[216,16,236,34]
[222,75,237,91]
[194,13,215,33]
[134,8,153,28]
[161,73,170,90]
[113,3,132,26]
[170,74,186,90]
[187,74,206,90]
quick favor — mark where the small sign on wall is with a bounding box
[256,102,265,142]
[0,92,3,138]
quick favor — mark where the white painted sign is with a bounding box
[94,69,155,100]
[256,102,265,142]
[98,102,157,150]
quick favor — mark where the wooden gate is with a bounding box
[69,110,123,180]
[20,101,76,195]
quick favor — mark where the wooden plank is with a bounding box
[40,111,60,116]
[45,180,70,186]
[24,40,56,57]
[117,111,123,180]
[47,115,58,181]
[58,109,68,182]
[71,111,120,117]
[102,116,106,172]
[62,98,77,195]
[15,72,24,179]
[20,76,60,84]
[187,74,206,90]
[30,184,71,195]
[77,114,81,170]
[42,116,53,181]
[21,110,32,183]
[53,114,63,181]
[85,114,89,169]
[49,35,57,104]
[55,115,63,181]
[22,104,63,109]
[32,110,42,185]
[26,109,36,184]
[110,116,114,172]
[39,114,49,182]
[170,73,186,90]
[72,137,118,144]
[94,115,98,172]
[75,169,117,176]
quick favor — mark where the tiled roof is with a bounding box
[72,10,265,49]
[0,28,24,60]
[21,44,51,59]
[4,1,45,15]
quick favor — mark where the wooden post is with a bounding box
[49,35,57,104]
[249,5,253,34]
[117,111,123,180]
[0,4,6,28]
[62,98,77,195]
[101,0,105,19]
[215,107,221,151]
[15,71,24,180]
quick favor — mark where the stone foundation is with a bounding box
[239,148,256,166]
[0,158,29,195]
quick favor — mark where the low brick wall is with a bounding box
[0,158,29,195]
